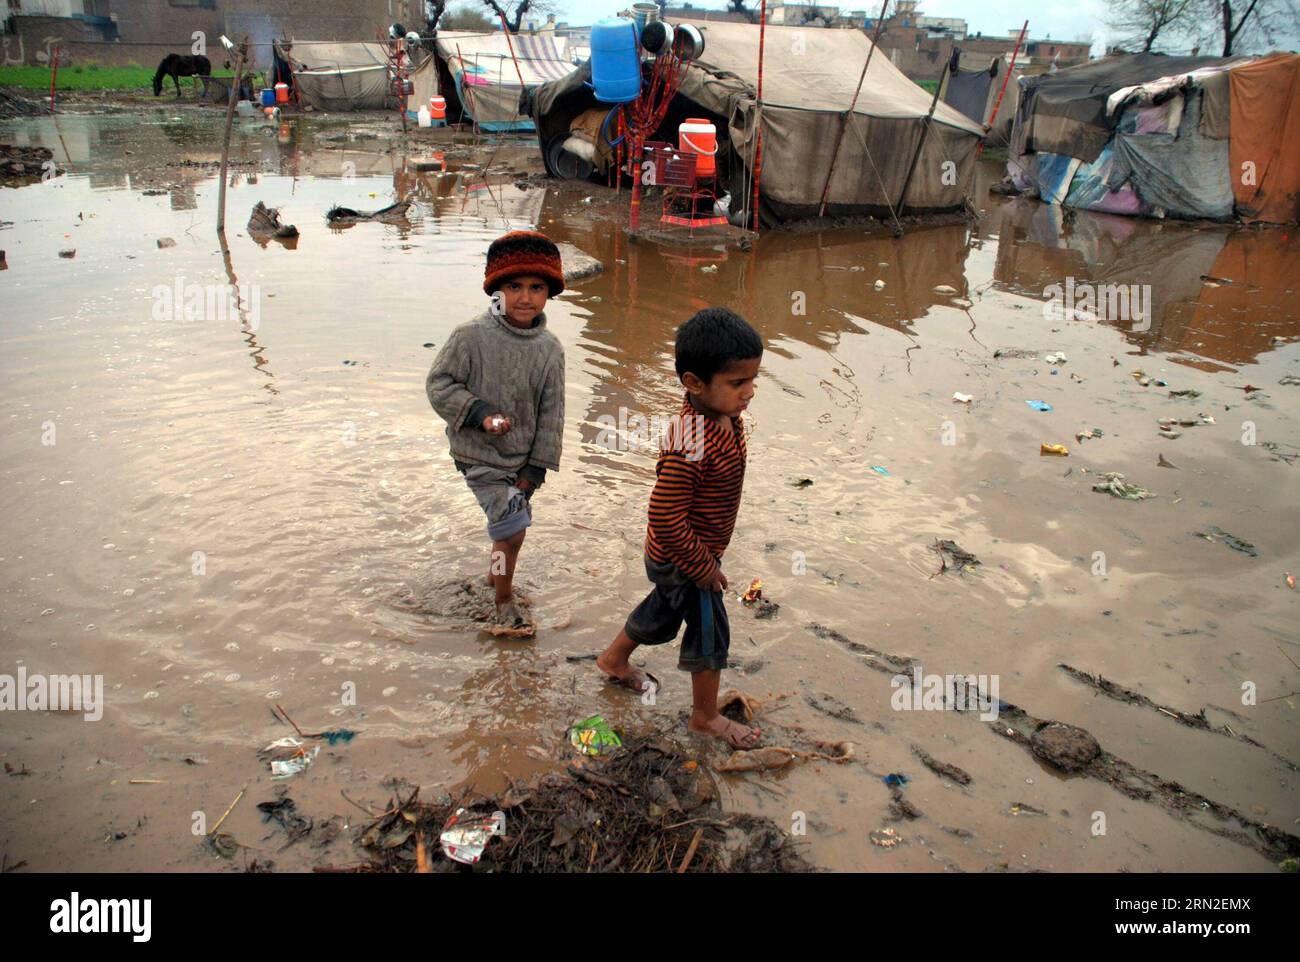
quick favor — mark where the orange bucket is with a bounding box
[274,82,289,104]
[429,95,446,121]
[678,118,717,178]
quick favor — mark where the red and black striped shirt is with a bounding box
[645,394,748,583]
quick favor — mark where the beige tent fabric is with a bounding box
[288,41,391,111]
[671,20,983,134]
[409,50,439,112]
[435,30,577,129]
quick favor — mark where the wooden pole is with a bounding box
[978,20,1028,159]
[817,0,889,217]
[216,39,246,234]
[893,46,956,221]
[48,44,59,114]
[750,2,766,232]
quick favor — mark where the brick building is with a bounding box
[2,0,425,67]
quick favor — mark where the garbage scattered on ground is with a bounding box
[1169,389,1202,398]
[716,740,854,773]
[870,465,891,476]
[788,477,814,488]
[933,284,957,295]
[1287,572,1296,589]
[569,715,622,756]
[1075,428,1104,443]
[247,201,298,241]
[1280,376,1300,386]
[1261,441,1299,464]
[272,704,357,745]
[994,348,1039,359]
[325,200,411,225]
[259,737,320,779]
[1044,352,1067,365]
[1,143,58,182]
[718,689,762,723]
[1008,802,1048,817]
[257,795,313,849]
[883,772,910,787]
[439,808,505,865]
[932,539,981,575]
[1030,722,1102,773]
[156,237,175,249]
[870,827,902,848]
[1157,453,1178,469]
[740,578,779,618]
[1194,526,1258,557]
[912,747,972,785]
[1154,378,1168,387]
[952,392,973,404]
[1157,414,1214,434]
[1159,428,1182,440]
[700,264,718,273]
[1026,400,1053,412]
[338,734,813,872]
[58,249,76,259]
[874,279,885,290]
[1092,472,1154,500]
[1040,443,1069,457]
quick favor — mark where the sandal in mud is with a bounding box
[606,668,660,695]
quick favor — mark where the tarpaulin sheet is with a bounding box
[1065,141,1145,216]
[436,30,576,131]
[1229,53,1300,224]
[287,41,391,111]
[1109,90,1232,220]
[944,65,995,125]
[1013,52,1239,163]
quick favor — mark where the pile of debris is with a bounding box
[328,733,814,873]
[0,91,48,119]
[1,144,59,184]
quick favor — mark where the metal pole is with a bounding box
[750,1,766,232]
[894,46,956,221]
[978,20,1028,159]
[817,0,889,217]
[498,13,527,87]
[216,39,247,234]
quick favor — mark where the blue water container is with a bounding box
[260,88,275,107]
[590,18,641,103]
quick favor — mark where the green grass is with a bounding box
[917,79,940,94]
[0,64,239,91]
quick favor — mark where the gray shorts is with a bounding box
[624,556,729,673]
[461,464,533,540]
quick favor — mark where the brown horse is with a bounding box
[153,54,211,97]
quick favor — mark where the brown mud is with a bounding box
[1,107,1297,873]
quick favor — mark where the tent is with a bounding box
[1007,52,1300,224]
[434,30,577,132]
[526,20,985,224]
[281,40,393,111]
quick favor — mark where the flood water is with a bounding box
[1,112,1296,872]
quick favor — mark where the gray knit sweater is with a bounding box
[426,309,565,476]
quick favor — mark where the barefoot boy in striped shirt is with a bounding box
[597,308,763,749]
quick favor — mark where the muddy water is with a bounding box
[1,112,1296,872]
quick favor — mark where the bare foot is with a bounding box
[494,600,528,628]
[595,652,658,694]
[689,714,761,749]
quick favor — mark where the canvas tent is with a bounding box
[526,20,985,224]
[435,30,577,132]
[280,40,393,111]
[1007,52,1300,224]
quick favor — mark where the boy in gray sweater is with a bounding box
[426,231,566,631]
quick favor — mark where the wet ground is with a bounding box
[1,109,1297,872]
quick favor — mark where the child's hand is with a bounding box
[482,413,512,435]
[696,566,727,593]
[514,478,534,494]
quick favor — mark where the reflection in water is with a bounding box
[991,198,1300,366]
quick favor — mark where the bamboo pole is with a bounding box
[893,46,957,221]
[49,44,59,114]
[498,13,527,87]
[215,38,247,234]
[817,0,889,217]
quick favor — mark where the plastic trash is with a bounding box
[1091,472,1153,500]
[1044,352,1067,364]
[952,392,973,404]
[1040,443,1069,456]
[1075,428,1104,442]
[1194,526,1258,557]
[869,465,891,476]
[874,279,885,290]
[260,736,320,779]
[569,715,622,756]
[439,808,506,865]
[883,773,910,787]
[1026,400,1053,412]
